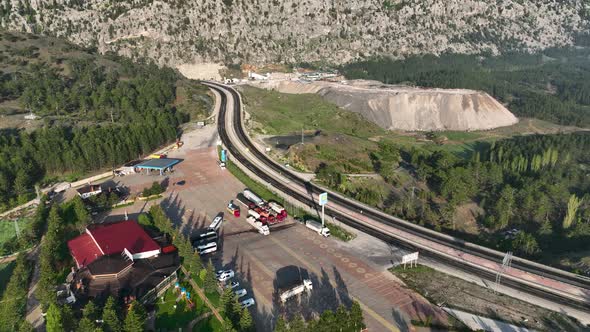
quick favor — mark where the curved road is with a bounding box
[205,81,590,322]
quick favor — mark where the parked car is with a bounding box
[234,289,247,298]
[226,281,240,289]
[241,298,255,308]
[217,270,235,282]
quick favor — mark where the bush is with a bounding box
[142,181,165,197]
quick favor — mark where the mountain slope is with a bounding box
[3,0,588,66]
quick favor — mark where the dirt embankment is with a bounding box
[253,80,519,132]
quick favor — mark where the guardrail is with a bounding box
[206,81,590,313]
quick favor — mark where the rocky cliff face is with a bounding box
[254,80,519,131]
[3,0,588,67]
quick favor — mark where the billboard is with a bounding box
[401,252,419,265]
[319,192,328,206]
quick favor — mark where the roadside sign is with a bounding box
[319,192,328,206]
[401,252,419,269]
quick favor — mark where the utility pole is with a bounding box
[494,251,513,293]
[301,127,304,145]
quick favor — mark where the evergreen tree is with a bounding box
[222,317,237,332]
[45,304,64,332]
[61,304,76,332]
[288,315,306,332]
[563,194,582,229]
[204,259,218,293]
[274,316,289,332]
[18,321,35,332]
[78,317,97,332]
[102,297,122,332]
[349,301,365,331]
[83,300,99,321]
[123,301,146,332]
[239,307,254,332]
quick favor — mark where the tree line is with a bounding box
[274,302,365,332]
[318,132,590,261]
[0,46,196,211]
[341,49,590,128]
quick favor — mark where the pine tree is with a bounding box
[123,301,145,332]
[239,308,254,332]
[274,316,289,332]
[83,300,99,321]
[563,194,582,229]
[349,301,365,331]
[61,304,76,332]
[72,195,91,233]
[102,297,122,332]
[78,317,97,332]
[204,259,218,293]
[45,304,64,332]
[222,317,237,332]
[289,315,306,332]
[18,320,35,332]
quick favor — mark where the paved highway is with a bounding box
[205,81,590,322]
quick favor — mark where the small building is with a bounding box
[115,160,143,176]
[77,185,102,199]
[136,158,181,176]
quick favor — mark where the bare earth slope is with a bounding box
[255,80,518,131]
[2,1,588,67]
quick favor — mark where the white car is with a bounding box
[217,270,235,282]
[226,281,240,289]
[240,298,255,308]
[234,289,247,298]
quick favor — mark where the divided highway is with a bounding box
[205,81,590,316]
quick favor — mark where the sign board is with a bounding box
[401,252,419,264]
[220,149,227,162]
[318,192,328,206]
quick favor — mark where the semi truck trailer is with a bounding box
[246,216,270,235]
[236,193,256,209]
[305,220,330,237]
[243,189,265,207]
[280,279,313,303]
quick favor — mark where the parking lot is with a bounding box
[99,124,448,331]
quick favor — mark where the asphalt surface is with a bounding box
[206,82,590,320]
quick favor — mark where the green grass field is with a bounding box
[0,218,32,247]
[155,283,209,331]
[192,315,223,332]
[240,85,385,138]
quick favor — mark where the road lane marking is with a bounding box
[268,236,401,332]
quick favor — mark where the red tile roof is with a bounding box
[68,220,160,268]
[87,220,160,255]
[67,233,103,268]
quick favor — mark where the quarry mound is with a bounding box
[252,80,518,132]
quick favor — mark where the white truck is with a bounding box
[208,213,224,232]
[243,189,265,207]
[268,202,287,217]
[246,216,270,236]
[280,279,313,303]
[305,220,330,237]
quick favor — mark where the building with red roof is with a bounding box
[68,220,161,268]
[67,219,180,301]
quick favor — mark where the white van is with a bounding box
[197,242,217,255]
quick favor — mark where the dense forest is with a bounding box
[0,32,211,211]
[317,132,590,264]
[341,49,590,128]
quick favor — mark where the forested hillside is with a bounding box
[341,49,590,127]
[0,32,212,211]
[318,133,590,267]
